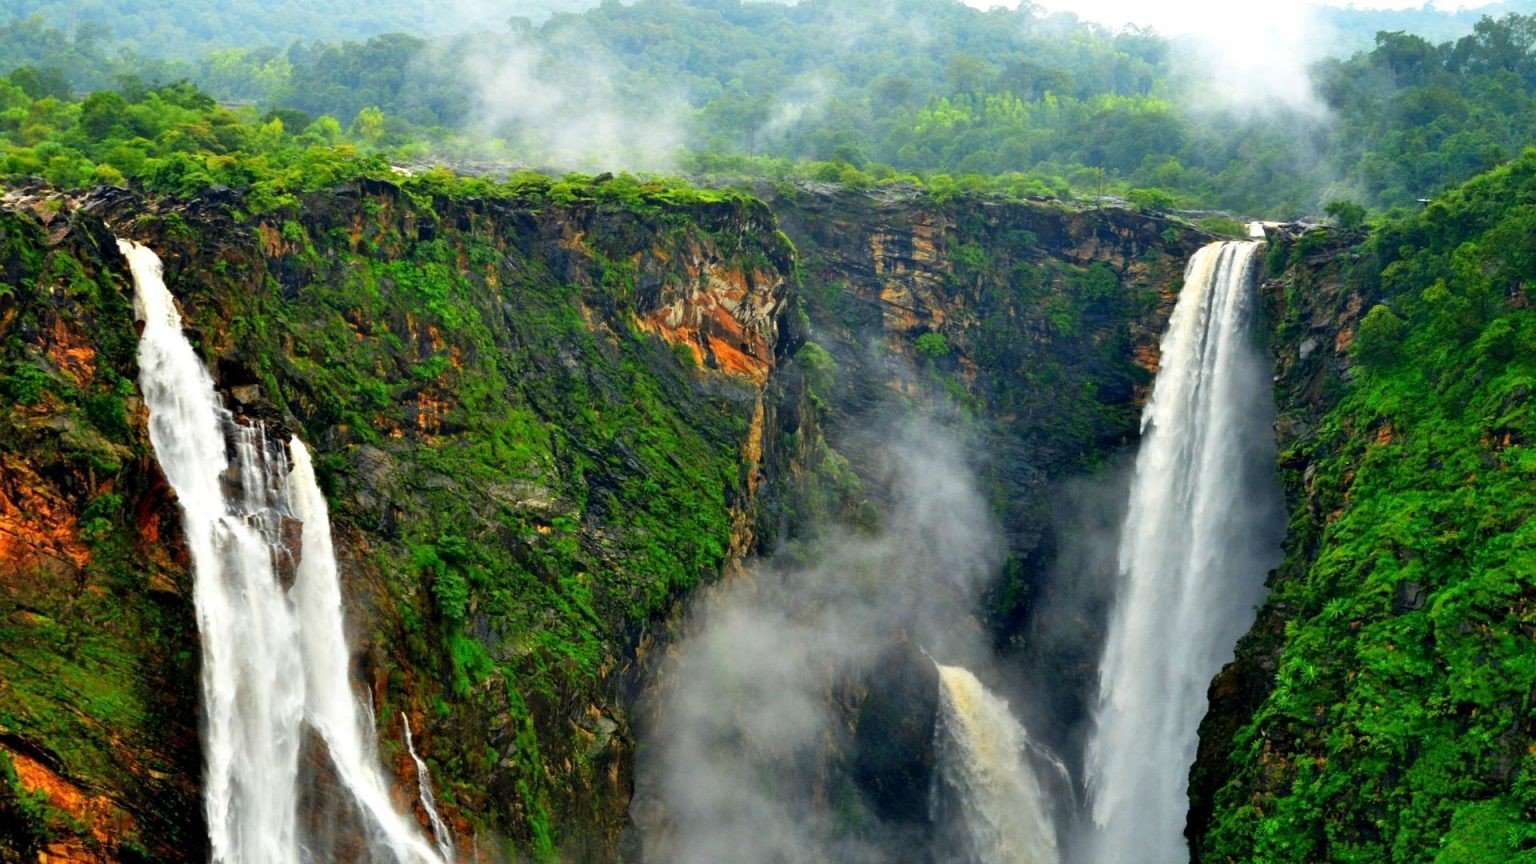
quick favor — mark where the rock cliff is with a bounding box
[1190,153,1536,864]
[1,176,1212,863]
[757,183,1210,839]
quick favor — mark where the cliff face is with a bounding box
[0,194,201,864]
[1190,155,1536,864]
[1186,225,1373,861]
[0,178,795,863]
[764,183,1206,525]
[1,176,1215,863]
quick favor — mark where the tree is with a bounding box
[77,90,128,139]
[8,65,70,99]
[1353,303,1405,366]
[349,105,385,147]
[915,331,949,359]
[1127,187,1178,213]
[1325,199,1368,229]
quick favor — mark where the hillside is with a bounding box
[0,159,1214,860]
[0,1,574,56]
[13,2,1536,215]
[1191,153,1536,864]
[0,172,799,860]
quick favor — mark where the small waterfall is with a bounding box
[1084,238,1282,864]
[403,713,455,862]
[933,664,1061,864]
[120,239,445,864]
[288,440,444,864]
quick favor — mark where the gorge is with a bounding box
[2,151,1535,864]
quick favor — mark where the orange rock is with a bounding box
[414,389,450,435]
[742,395,765,497]
[0,457,90,578]
[5,746,135,857]
[44,317,96,387]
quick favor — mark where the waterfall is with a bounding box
[120,239,445,864]
[403,713,455,862]
[933,664,1061,864]
[1083,238,1282,864]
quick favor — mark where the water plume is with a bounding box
[636,420,1009,864]
[1083,238,1283,864]
[933,663,1060,864]
[429,15,688,172]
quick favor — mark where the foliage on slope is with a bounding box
[1193,150,1536,864]
[16,2,1536,215]
[2,1,508,59]
[0,71,398,204]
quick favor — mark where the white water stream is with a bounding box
[934,664,1060,864]
[121,238,446,864]
[403,712,455,862]
[1083,238,1282,864]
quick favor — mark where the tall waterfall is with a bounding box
[933,664,1060,864]
[1083,239,1282,864]
[120,239,445,864]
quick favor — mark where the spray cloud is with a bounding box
[634,418,1037,863]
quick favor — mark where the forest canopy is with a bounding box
[8,0,1536,217]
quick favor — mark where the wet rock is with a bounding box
[229,384,262,405]
[272,514,304,590]
[1392,580,1427,614]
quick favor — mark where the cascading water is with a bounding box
[1083,237,1282,864]
[403,713,455,862]
[120,238,445,864]
[933,664,1060,864]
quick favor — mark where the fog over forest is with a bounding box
[7,0,1536,215]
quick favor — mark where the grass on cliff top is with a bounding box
[1,72,1238,233]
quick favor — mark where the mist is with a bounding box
[754,73,836,152]
[422,10,689,172]
[1164,13,1330,119]
[630,418,1036,864]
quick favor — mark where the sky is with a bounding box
[963,0,1501,34]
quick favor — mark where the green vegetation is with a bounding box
[1,132,789,855]
[0,69,393,206]
[7,1,1536,861]
[1325,199,1369,230]
[12,1,1536,215]
[1200,149,1536,864]
[3,1,602,57]
[149,169,777,854]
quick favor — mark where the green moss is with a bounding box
[1434,798,1536,864]
[0,361,50,404]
